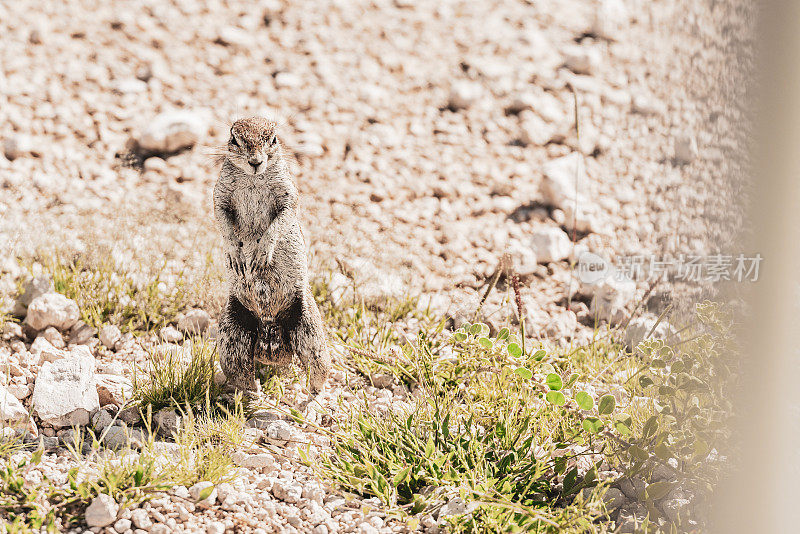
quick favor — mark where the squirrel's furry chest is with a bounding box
[228,185,275,240]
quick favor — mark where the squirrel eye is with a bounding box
[230,136,239,148]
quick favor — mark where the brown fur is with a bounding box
[213,117,330,395]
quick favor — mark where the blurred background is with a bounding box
[0,0,751,338]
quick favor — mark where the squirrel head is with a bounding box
[226,117,282,176]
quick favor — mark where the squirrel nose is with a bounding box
[248,159,263,171]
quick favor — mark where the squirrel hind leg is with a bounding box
[218,294,260,393]
[282,291,331,395]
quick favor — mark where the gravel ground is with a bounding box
[0,0,753,532]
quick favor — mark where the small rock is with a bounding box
[541,153,588,210]
[70,320,97,345]
[631,94,666,116]
[274,71,302,89]
[3,134,35,160]
[136,110,208,155]
[602,487,626,510]
[530,226,572,263]
[231,451,275,470]
[264,420,302,444]
[2,321,23,340]
[91,408,115,430]
[32,351,99,428]
[447,81,482,110]
[154,408,181,437]
[591,0,630,40]
[506,240,539,277]
[563,45,602,75]
[369,373,393,389]
[357,523,379,534]
[189,481,217,508]
[439,497,467,518]
[519,113,557,146]
[24,293,80,331]
[112,78,148,94]
[30,337,67,364]
[160,325,183,343]
[673,134,698,164]
[590,276,637,324]
[117,406,142,425]
[130,509,153,530]
[41,326,65,348]
[271,479,302,503]
[85,494,119,527]
[207,522,226,534]
[216,26,252,47]
[113,518,131,533]
[99,325,122,349]
[176,309,211,335]
[102,426,146,450]
[0,384,35,432]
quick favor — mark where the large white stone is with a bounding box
[136,110,208,154]
[32,351,99,428]
[24,293,80,331]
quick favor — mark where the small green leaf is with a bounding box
[639,375,654,388]
[563,467,578,493]
[197,485,215,501]
[470,323,489,336]
[545,391,565,405]
[654,443,672,460]
[453,332,467,342]
[614,421,631,436]
[507,343,523,358]
[643,415,659,437]
[497,328,510,340]
[566,373,579,387]
[533,349,547,361]
[644,481,675,501]
[574,391,594,411]
[546,373,563,391]
[424,437,435,458]
[514,367,533,380]
[582,417,603,433]
[598,395,616,415]
[628,445,650,461]
[478,337,493,349]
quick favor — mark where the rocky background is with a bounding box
[0,0,752,532]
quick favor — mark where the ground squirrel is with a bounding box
[213,116,330,396]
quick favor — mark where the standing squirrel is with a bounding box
[213,116,330,396]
